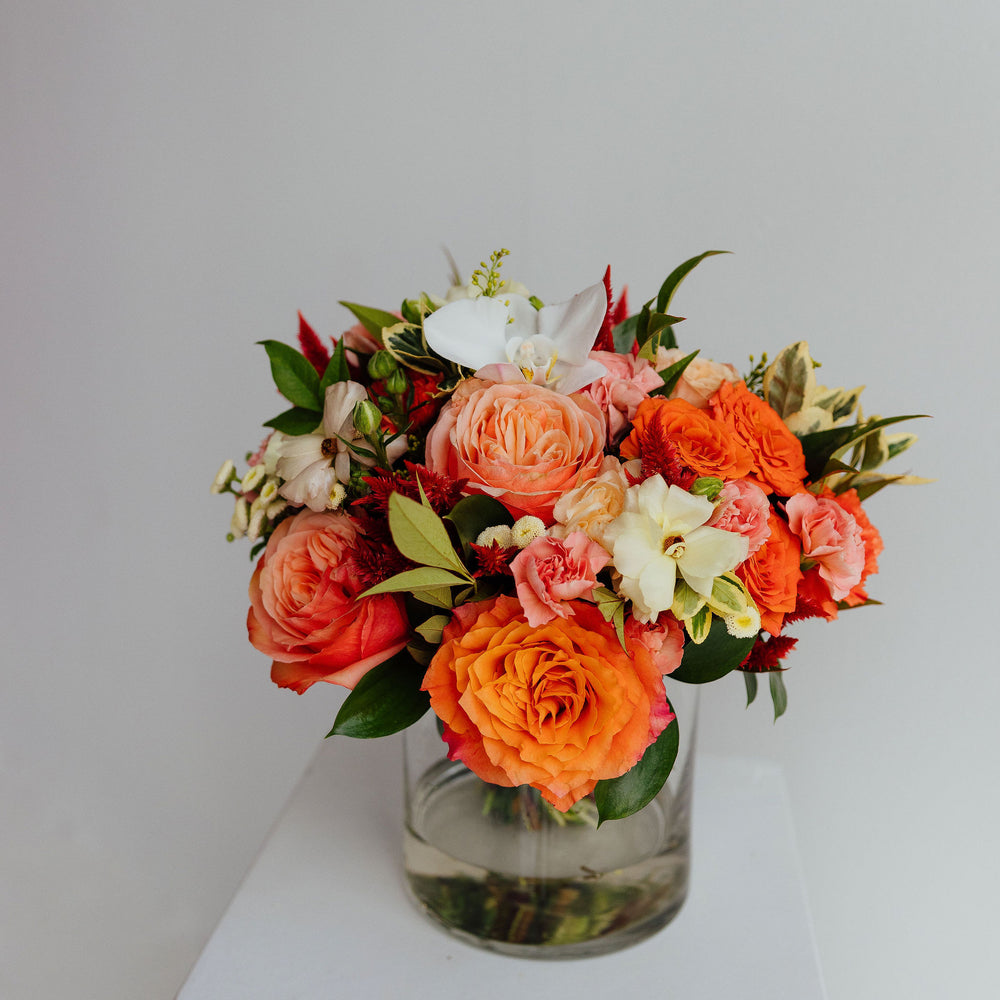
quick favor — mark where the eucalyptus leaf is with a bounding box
[327,650,430,739]
[594,707,679,824]
[257,340,322,410]
[671,616,756,684]
[263,406,323,435]
[388,492,472,578]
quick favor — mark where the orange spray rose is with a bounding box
[735,512,803,636]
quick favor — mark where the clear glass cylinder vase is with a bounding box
[402,680,698,959]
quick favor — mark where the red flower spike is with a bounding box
[470,542,516,577]
[625,410,697,490]
[593,266,616,352]
[740,634,799,673]
[298,312,331,375]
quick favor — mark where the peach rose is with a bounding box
[425,379,606,522]
[579,350,664,441]
[248,509,410,692]
[620,397,754,481]
[706,478,773,555]
[785,492,864,601]
[423,595,674,811]
[735,513,803,635]
[510,531,610,626]
[655,347,741,409]
[551,455,629,549]
[709,381,808,496]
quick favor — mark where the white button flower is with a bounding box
[422,283,610,394]
[606,476,750,623]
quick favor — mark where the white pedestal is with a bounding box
[178,737,826,999]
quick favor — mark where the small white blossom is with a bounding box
[240,463,267,493]
[725,606,761,638]
[257,478,279,504]
[511,516,547,548]
[475,525,515,548]
[328,483,347,510]
[211,460,236,494]
[266,499,288,520]
[247,505,267,541]
[230,497,250,537]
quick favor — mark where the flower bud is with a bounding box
[257,477,279,504]
[384,367,408,395]
[367,350,398,379]
[247,505,267,541]
[352,398,382,436]
[690,477,724,501]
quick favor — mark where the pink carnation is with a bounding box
[625,612,686,675]
[707,479,773,555]
[510,531,610,627]
[580,350,664,441]
[785,493,864,601]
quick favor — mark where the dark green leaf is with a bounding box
[799,414,928,481]
[319,338,349,390]
[649,350,699,398]
[655,250,730,314]
[257,340,322,409]
[671,616,756,684]
[262,406,323,435]
[445,495,514,553]
[327,649,431,738]
[612,314,639,354]
[744,671,759,707]
[769,671,788,721]
[594,706,679,824]
[338,301,401,345]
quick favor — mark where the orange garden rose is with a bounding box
[620,396,753,481]
[248,509,410,692]
[709,381,808,496]
[423,595,674,811]
[736,513,803,635]
[425,379,606,522]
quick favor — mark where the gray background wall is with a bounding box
[3,2,997,997]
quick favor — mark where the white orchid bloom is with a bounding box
[606,476,750,623]
[423,282,610,394]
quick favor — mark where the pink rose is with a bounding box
[425,379,606,522]
[511,531,610,626]
[707,478,773,555]
[247,509,410,692]
[655,347,741,409]
[625,612,686,675]
[785,493,864,601]
[580,350,664,441]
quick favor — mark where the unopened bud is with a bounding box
[691,477,724,501]
[384,367,408,395]
[367,350,398,379]
[352,399,382,436]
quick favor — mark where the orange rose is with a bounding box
[423,595,673,811]
[425,379,606,522]
[709,381,808,496]
[620,397,753,481]
[248,509,410,692]
[736,513,803,635]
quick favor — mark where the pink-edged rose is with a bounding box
[707,478,773,555]
[655,347,741,409]
[248,509,410,692]
[510,531,610,626]
[625,611,686,675]
[785,492,864,601]
[425,378,606,522]
[579,350,664,441]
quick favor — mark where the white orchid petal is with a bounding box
[678,529,749,596]
[537,282,606,363]
[502,293,539,337]
[552,357,610,394]
[423,296,511,371]
[474,362,527,384]
[662,485,716,534]
[611,513,660,577]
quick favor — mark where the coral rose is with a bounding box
[425,379,606,522]
[620,397,753,482]
[423,595,674,811]
[735,512,803,635]
[248,509,410,692]
[709,381,808,496]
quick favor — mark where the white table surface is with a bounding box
[178,736,826,999]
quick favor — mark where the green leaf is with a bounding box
[763,342,815,419]
[655,250,730,314]
[671,615,756,684]
[388,492,472,578]
[769,671,788,721]
[744,671,759,707]
[359,566,469,597]
[263,406,323,435]
[412,586,457,609]
[338,301,402,345]
[709,575,746,616]
[257,340,322,409]
[594,706,679,824]
[415,614,451,644]
[445,495,514,553]
[327,650,430,738]
[611,314,639,354]
[593,587,628,651]
[319,338,349,390]
[799,414,928,481]
[687,605,713,644]
[648,350,699,397]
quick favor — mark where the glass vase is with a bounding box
[402,680,698,959]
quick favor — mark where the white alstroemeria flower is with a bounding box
[275,381,404,512]
[606,476,750,623]
[423,283,609,394]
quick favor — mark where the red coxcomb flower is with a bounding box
[470,541,516,578]
[297,312,331,375]
[740,633,798,673]
[593,265,616,352]
[623,410,697,490]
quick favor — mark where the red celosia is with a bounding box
[593,267,630,353]
[297,312,331,375]
[349,511,412,589]
[470,541,516,577]
[740,633,798,673]
[622,411,698,490]
[356,463,467,517]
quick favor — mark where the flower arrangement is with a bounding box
[213,249,924,824]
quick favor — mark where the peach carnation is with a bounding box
[833,488,883,607]
[423,595,674,811]
[425,379,606,522]
[785,492,864,601]
[248,509,410,692]
[706,478,773,555]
